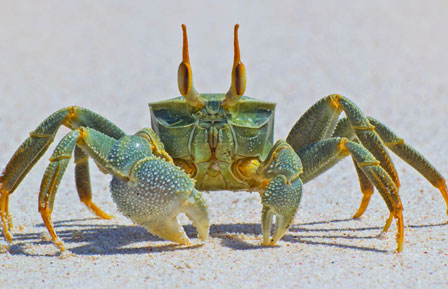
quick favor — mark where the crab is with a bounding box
[1,24,447,254]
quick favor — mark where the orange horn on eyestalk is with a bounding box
[223,24,247,108]
[178,24,204,108]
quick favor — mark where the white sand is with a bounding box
[1,1,448,288]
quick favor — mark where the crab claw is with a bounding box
[110,157,209,245]
[261,175,302,245]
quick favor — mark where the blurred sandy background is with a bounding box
[0,1,447,288]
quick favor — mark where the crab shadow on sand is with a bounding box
[7,217,447,256]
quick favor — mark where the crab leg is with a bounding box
[286,94,446,232]
[331,117,377,218]
[1,109,69,239]
[351,158,375,218]
[287,94,399,188]
[74,147,112,219]
[0,106,125,242]
[33,125,209,251]
[368,117,448,215]
[333,116,448,220]
[1,106,124,196]
[298,137,404,252]
[0,193,12,242]
[38,127,116,251]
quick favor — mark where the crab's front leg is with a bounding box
[254,140,303,245]
[33,126,208,251]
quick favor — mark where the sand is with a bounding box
[1,1,447,288]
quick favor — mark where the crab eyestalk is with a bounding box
[178,24,204,109]
[223,24,247,108]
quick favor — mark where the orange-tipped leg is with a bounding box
[395,211,404,253]
[436,179,448,218]
[0,192,13,243]
[377,213,394,240]
[382,213,394,233]
[81,199,112,220]
[353,192,373,219]
[352,159,375,219]
[0,188,14,230]
[5,196,13,230]
[39,207,65,251]
[75,147,112,220]
[366,117,448,220]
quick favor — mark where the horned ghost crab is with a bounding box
[1,24,447,253]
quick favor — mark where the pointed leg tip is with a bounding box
[99,213,113,220]
[54,237,67,252]
[352,195,372,219]
[395,213,404,253]
[94,207,113,219]
[86,201,113,220]
[3,231,13,243]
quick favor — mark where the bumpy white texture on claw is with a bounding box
[260,140,303,245]
[110,156,209,245]
[262,176,302,245]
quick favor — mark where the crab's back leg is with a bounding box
[40,127,209,250]
[0,107,125,240]
[74,147,112,219]
[324,117,374,217]
[333,116,448,220]
[1,107,124,195]
[286,95,404,234]
[330,117,375,218]
[368,117,448,213]
[298,137,404,252]
[38,127,116,251]
[287,95,399,188]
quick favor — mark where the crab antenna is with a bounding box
[223,24,247,108]
[233,24,241,63]
[178,24,204,108]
